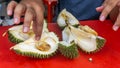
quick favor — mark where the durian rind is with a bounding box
[57,9,79,29]
[10,31,59,59]
[8,20,47,44]
[58,41,79,59]
[78,36,106,54]
[8,25,25,43]
[8,31,24,43]
[12,48,56,58]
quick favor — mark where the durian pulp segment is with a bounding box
[69,25,98,52]
[57,9,79,28]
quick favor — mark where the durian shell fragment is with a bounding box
[8,20,47,44]
[8,31,24,43]
[57,9,79,29]
[58,41,79,59]
[10,32,59,59]
[8,25,33,43]
[69,25,106,53]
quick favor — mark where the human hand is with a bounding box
[96,0,120,31]
[7,0,45,40]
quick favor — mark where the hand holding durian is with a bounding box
[8,9,106,59]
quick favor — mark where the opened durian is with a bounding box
[58,27,79,59]
[10,20,59,58]
[69,25,106,53]
[10,32,59,58]
[57,9,79,29]
[57,9,106,54]
[8,25,34,43]
[8,20,48,43]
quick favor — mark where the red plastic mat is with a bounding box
[0,20,120,68]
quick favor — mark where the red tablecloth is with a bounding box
[0,20,120,68]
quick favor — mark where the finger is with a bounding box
[33,8,44,40]
[100,1,117,21]
[14,4,26,24]
[7,1,18,16]
[23,7,35,33]
[112,12,120,31]
[96,6,104,12]
[96,0,108,12]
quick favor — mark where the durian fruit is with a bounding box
[58,27,79,59]
[8,20,47,43]
[10,31,59,58]
[57,9,106,54]
[8,25,34,43]
[59,41,79,59]
[69,25,106,53]
[57,9,79,29]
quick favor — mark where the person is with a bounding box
[7,0,120,40]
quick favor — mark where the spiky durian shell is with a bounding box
[8,20,48,44]
[12,47,57,59]
[58,41,79,59]
[79,36,106,54]
[8,31,24,43]
[57,9,79,29]
[8,25,26,43]
[10,31,59,59]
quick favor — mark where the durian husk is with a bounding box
[58,41,79,59]
[57,9,79,29]
[8,25,28,43]
[10,32,59,59]
[8,20,47,43]
[69,25,106,53]
[8,31,24,43]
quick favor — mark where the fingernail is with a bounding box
[7,10,12,15]
[14,18,18,24]
[23,26,29,32]
[113,25,119,31]
[100,16,105,21]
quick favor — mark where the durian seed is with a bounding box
[88,58,93,62]
[36,41,50,51]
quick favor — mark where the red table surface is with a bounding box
[0,20,120,68]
